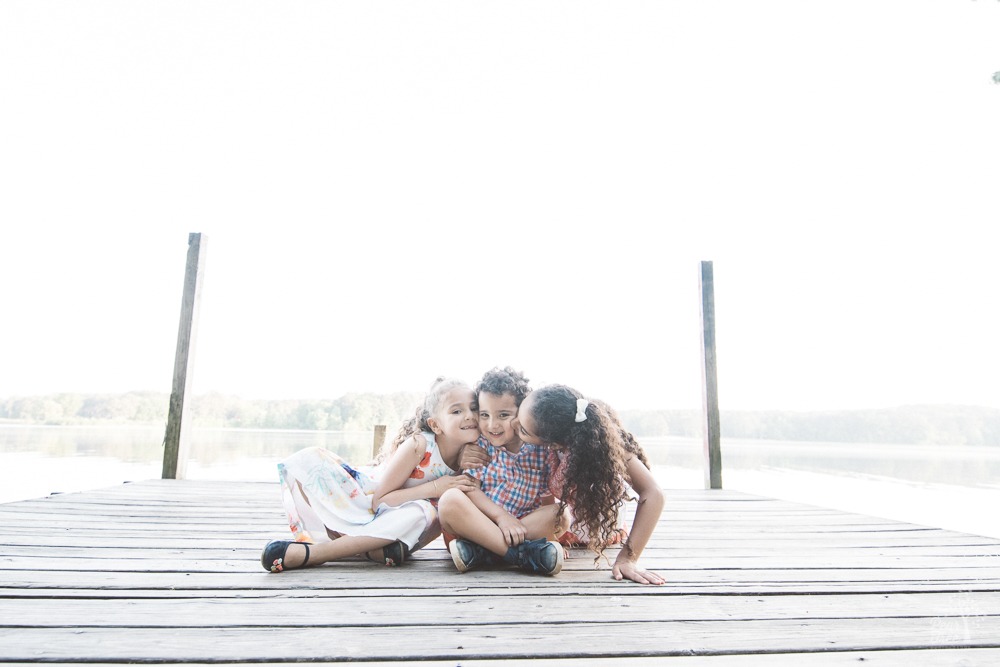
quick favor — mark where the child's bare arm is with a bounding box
[467,488,526,546]
[371,437,476,509]
[370,436,426,509]
[612,455,665,585]
[379,474,478,509]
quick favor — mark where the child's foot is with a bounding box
[366,540,410,566]
[261,540,311,572]
[503,538,563,575]
[449,539,496,572]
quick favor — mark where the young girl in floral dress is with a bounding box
[260,377,481,572]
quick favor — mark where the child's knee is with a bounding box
[555,509,571,534]
[437,488,467,534]
[437,487,466,518]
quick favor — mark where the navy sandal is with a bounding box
[261,539,311,573]
[367,540,410,566]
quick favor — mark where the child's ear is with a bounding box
[426,418,443,435]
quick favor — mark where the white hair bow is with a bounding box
[574,398,590,422]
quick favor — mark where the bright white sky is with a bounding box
[2,1,999,412]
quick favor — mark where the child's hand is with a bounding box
[433,475,479,497]
[612,558,665,586]
[458,443,491,470]
[495,513,527,546]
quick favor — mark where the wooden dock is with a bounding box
[1,480,999,665]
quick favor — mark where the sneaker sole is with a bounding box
[448,539,472,573]
[546,540,564,575]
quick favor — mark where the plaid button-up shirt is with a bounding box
[465,436,552,519]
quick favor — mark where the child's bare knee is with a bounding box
[437,488,465,517]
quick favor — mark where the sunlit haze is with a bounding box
[2,1,999,412]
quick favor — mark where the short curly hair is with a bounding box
[474,366,531,406]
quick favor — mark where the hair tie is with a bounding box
[574,398,590,422]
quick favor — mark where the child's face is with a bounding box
[429,386,480,445]
[478,392,520,451]
[516,393,556,449]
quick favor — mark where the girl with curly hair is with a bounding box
[517,384,665,585]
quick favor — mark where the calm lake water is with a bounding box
[2,424,998,538]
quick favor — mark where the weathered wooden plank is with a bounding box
[0,499,886,514]
[4,553,997,572]
[7,506,912,525]
[3,536,998,564]
[3,543,994,561]
[4,649,1000,666]
[3,592,1000,627]
[7,524,962,542]
[0,493,969,527]
[3,617,1000,662]
[3,582,999,600]
[8,525,951,542]
[0,502,285,516]
[1,482,761,502]
[1,567,998,593]
[0,507,929,528]
[2,537,984,555]
[2,480,998,664]
[4,534,993,554]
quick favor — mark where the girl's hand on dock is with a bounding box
[612,559,665,586]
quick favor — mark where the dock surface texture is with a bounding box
[1,481,999,666]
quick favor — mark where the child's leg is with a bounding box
[519,504,570,542]
[438,489,509,556]
[277,536,396,568]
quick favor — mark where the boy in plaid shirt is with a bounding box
[438,367,567,576]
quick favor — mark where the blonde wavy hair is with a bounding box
[374,376,469,464]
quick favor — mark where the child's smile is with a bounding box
[433,387,481,444]
[478,391,521,452]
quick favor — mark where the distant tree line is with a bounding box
[2,392,999,447]
[0,391,424,434]
[619,405,1000,447]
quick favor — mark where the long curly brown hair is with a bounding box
[374,376,469,464]
[525,384,649,560]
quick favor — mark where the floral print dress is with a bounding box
[277,432,454,552]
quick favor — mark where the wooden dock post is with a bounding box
[372,424,387,459]
[162,233,207,480]
[699,260,723,489]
